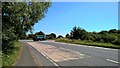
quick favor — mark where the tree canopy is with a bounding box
[57,35,64,38]
[70,26,87,40]
[2,2,51,53]
[35,31,45,36]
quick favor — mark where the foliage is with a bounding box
[70,26,87,40]
[20,32,27,39]
[50,33,56,38]
[100,34,117,43]
[2,41,22,66]
[82,35,95,41]
[2,2,51,53]
[46,33,56,39]
[0,51,1,67]
[109,29,118,33]
[35,31,45,36]
[56,38,120,49]
[98,30,108,34]
[68,26,120,46]
[28,34,34,39]
[65,33,70,39]
[112,35,120,45]
[57,35,64,38]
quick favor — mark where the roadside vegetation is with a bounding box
[0,51,2,67]
[2,2,51,66]
[56,38,120,49]
[2,41,22,66]
[27,26,120,49]
[56,26,120,49]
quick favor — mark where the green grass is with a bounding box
[0,51,2,67]
[55,38,120,49]
[2,41,22,66]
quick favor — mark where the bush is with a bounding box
[82,35,95,41]
[56,38,72,43]
[101,34,117,43]
[2,31,18,54]
[112,39,120,45]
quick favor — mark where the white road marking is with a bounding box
[106,59,120,64]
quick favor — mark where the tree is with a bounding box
[2,2,51,53]
[46,33,56,39]
[50,33,56,38]
[109,29,117,34]
[82,35,95,41]
[35,31,45,36]
[57,35,64,38]
[70,26,87,39]
[20,32,27,39]
[28,34,34,39]
[65,33,70,38]
[98,30,108,34]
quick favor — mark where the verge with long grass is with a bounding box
[55,38,120,49]
[2,41,22,66]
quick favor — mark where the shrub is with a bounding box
[101,34,117,43]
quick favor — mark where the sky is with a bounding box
[27,2,118,37]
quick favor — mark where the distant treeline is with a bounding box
[27,31,57,39]
[26,31,63,39]
[26,26,120,45]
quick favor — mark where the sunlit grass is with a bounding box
[55,38,120,49]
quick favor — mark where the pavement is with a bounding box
[15,40,119,67]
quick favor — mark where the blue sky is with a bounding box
[28,2,118,37]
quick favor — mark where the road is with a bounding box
[16,40,119,67]
[16,42,57,66]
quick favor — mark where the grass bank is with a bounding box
[2,41,22,66]
[0,51,2,67]
[55,38,120,49]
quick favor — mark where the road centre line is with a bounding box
[106,59,120,64]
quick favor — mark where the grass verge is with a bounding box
[2,41,22,66]
[0,51,2,67]
[55,38,120,49]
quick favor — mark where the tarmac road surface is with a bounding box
[15,40,119,68]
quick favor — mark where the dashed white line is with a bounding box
[106,59,120,64]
